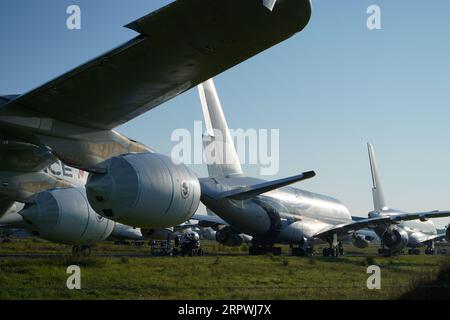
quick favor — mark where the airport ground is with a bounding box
[0,238,449,300]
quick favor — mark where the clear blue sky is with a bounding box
[1,1,450,228]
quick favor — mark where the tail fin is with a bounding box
[367,143,387,211]
[198,79,243,178]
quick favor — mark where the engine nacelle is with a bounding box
[382,227,409,253]
[86,153,201,229]
[446,225,450,242]
[216,227,251,247]
[352,234,370,249]
[20,188,114,245]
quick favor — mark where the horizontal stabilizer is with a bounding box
[212,171,316,200]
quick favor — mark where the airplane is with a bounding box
[351,228,381,249]
[360,143,450,255]
[0,0,313,254]
[194,78,450,256]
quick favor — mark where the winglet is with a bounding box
[367,143,387,211]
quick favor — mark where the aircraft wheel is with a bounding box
[81,246,91,256]
[72,246,80,256]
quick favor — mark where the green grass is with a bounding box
[0,238,449,300]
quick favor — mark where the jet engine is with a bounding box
[20,188,114,245]
[446,225,450,242]
[86,153,201,228]
[382,227,409,253]
[352,233,370,249]
[216,227,251,247]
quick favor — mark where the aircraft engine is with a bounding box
[352,233,370,249]
[446,225,450,242]
[216,227,251,247]
[86,153,201,228]
[20,188,114,245]
[382,227,409,253]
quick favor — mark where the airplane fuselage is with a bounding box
[200,176,352,245]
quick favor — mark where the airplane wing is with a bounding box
[191,214,229,227]
[209,171,316,200]
[313,210,450,239]
[2,0,311,130]
[420,233,447,243]
[172,214,228,230]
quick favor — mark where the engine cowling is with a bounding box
[20,188,114,245]
[86,153,201,229]
[216,227,251,247]
[382,227,409,253]
[352,234,370,249]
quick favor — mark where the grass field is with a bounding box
[0,238,449,300]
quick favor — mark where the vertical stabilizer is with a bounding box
[198,79,243,178]
[367,143,387,211]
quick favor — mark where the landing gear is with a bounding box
[378,240,393,257]
[72,245,91,256]
[322,247,342,257]
[424,241,435,255]
[322,235,343,257]
[249,245,282,256]
[378,248,392,256]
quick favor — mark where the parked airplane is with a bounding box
[195,78,450,256]
[362,143,450,255]
[351,229,381,249]
[0,0,312,253]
